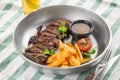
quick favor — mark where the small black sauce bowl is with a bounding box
[70,20,94,44]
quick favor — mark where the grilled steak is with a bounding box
[25,19,71,64]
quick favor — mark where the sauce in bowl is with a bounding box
[72,23,90,34]
[70,20,94,44]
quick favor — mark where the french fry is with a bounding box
[74,43,84,63]
[47,58,65,67]
[66,42,74,48]
[73,54,81,63]
[46,40,90,67]
[65,44,76,54]
[60,40,76,54]
[46,54,57,64]
[46,50,71,67]
[61,50,72,58]
[59,40,65,51]
[62,60,69,65]
[67,55,80,66]
[61,60,69,68]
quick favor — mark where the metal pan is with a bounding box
[13,5,112,75]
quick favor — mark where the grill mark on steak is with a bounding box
[25,46,42,53]
[49,22,61,27]
[25,19,71,64]
[47,26,58,30]
[24,52,49,64]
[45,28,62,39]
[56,19,71,27]
[40,31,57,38]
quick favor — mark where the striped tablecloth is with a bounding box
[0,0,120,80]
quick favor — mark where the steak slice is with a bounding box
[24,52,49,64]
[49,22,61,27]
[45,28,62,39]
[40,31,56,38]
[25,44,43,53]
[56,19,71,27]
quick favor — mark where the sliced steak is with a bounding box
[25,19,71,64]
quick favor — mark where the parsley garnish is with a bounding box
[43,49,55,55]
[58,22,67,38]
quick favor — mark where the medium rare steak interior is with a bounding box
[24,19,71,64]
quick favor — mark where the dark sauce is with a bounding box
[72,23,90,34]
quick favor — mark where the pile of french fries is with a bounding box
[46,40,91,67]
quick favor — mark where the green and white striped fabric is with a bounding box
[0,0,120,80]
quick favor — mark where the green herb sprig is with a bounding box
[82,47,97,58]
[34,49,55,59]
[58,22,67,38]
[43,48,55,56]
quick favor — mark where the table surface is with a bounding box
[0,0,120,80]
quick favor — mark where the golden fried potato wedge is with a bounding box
[59,40,65,51]
[65,45,76,54]
[74,43,84,63]
[46,40,89,67]
[61,60,69,68]
[47,58,65,67]
[66,42,74,48]
[67,56,80,66]
[46,54,57,64]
